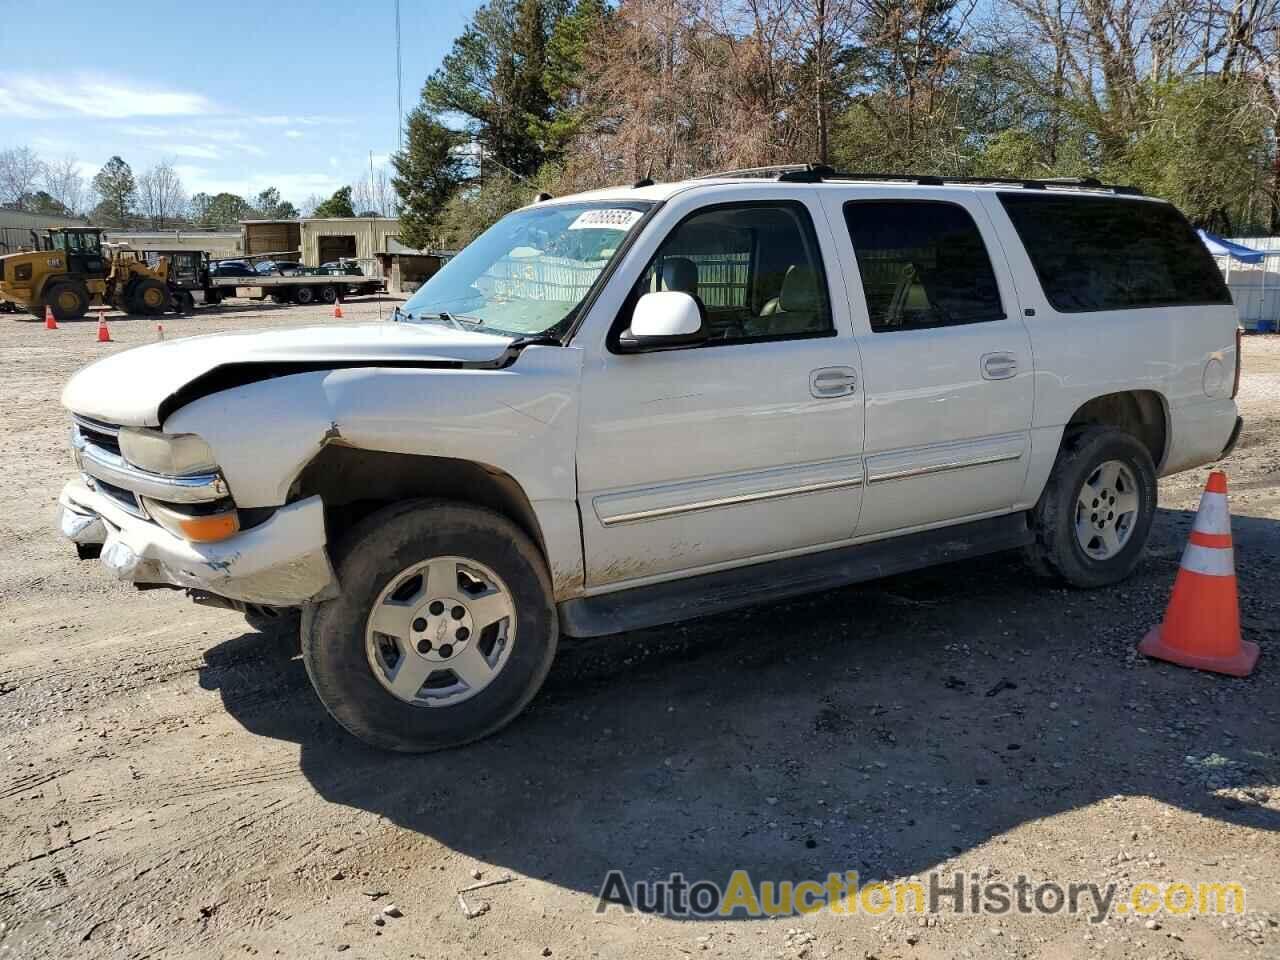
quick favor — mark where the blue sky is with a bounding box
[0,0,485,206]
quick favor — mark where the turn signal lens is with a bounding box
[175,513,240,543]
[145,500,240,542]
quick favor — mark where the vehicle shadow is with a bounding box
[198,507,1278,916]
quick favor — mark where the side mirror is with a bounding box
[617,291,707,352]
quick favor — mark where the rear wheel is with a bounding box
[1024,427,1157,588]
[295,286,315,305]
[303,501,558,752]
[130,278,168,316]
[44,282,89,322]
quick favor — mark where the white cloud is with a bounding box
[0,74,216,119]
[285,130,304,139]
[166,144,220,159]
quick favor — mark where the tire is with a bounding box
[44,282,89,322]
[319,284,338,304]
[303,500,558,752]
[205,290,223,305]
[130,278,168,316]
[295,286,315,305]
[1023,426,1157,588]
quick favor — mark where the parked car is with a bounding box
[209,260,257,278]
[254,260,305,276]
[57,167,1242,753]
[320,260,365,275]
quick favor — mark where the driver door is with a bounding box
[575,197,865,588]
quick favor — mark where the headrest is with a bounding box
[660,257,699,295]
[779,265,819,312]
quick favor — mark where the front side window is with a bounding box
[844,200,1005,333]
[402,200,652,338]
[620,201,834,345]
[998,193,1232,312]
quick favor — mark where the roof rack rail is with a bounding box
[697,163,1142,195]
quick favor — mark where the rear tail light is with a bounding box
[1232,326,1243,398]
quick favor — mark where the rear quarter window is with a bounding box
[998,193,1231,312]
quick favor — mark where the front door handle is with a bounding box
[981,352,1018,380]
[810,366,859,398]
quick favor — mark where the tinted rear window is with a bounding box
[998,194,1231,312]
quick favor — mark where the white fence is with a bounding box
[1219,237,1280,332]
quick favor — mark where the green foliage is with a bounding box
[433,176,533,250]
[391,108,465,249]
[190,192,256,228]
[542,0,605,151]
[311,186,356,218]
[91,156,135,226]
[253,187,298,220]
[1116,79,1270,231]
[28,191,72,217]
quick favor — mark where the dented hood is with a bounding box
[61,321,516,427]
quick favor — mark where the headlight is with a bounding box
[119,428,218,476]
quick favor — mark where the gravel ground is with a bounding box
[0,300,1277,959]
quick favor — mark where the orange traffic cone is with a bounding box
[1139,471,1258,676]
[96,309,111,343]
[333,304,344,319]
[44,305,57,329]
[156,321,165,341]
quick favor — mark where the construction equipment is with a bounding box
[0,228,172,322]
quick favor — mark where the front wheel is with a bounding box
[130,278,168,316]
[303,501,558,752]
[294,286,315,305]
[1024,427,1157,588]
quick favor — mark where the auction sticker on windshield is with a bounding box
[568,208,644,231]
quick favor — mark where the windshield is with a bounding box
[401,200,652,338]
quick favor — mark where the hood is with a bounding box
[62,321,516,427]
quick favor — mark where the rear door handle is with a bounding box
[810,366,859,398]
[981,352,1018,380]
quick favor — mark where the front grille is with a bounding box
[73,416,121,457]
[91,477,146,516]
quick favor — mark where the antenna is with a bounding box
[395,0,403,155]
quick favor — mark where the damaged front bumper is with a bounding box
[57,479,337,607]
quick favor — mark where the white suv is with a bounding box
[58,167,1243,751]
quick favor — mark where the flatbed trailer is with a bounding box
[144,250,385,309]
[206,273,384,305]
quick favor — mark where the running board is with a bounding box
[558,513,1033,638]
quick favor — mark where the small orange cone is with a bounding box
[333,304,344,319]
[96,309,111,343]
[44,305,57,329]
[1139,471,1258,676]
[156,320,165,341]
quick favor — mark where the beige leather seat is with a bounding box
[749,265,823,336]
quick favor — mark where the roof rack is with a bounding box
[696,163,1142,195]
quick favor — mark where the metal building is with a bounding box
[299,217,400,275]
[104,229,242,258]
[0,208,90,253]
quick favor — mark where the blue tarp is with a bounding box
[1198,230,1265,264]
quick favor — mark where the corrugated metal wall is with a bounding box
[300,218,399,276]
[106,230,242,257]
[244,221,301,257]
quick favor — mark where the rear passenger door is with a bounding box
[822,192,1034,537]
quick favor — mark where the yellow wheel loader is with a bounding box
[0,228,171,322]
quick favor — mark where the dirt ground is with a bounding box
[0,299,1277,960]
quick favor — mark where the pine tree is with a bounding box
[391,109,464,249]
[91,156,136,226]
